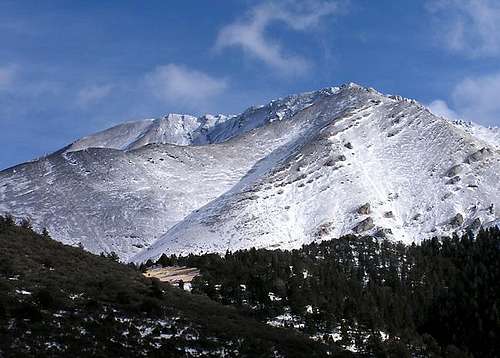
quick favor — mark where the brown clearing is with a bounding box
[144,266,200,284]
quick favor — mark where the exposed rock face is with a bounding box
[374,228,393,238]
[446,165,462,178]
[384,211,394,218]
[469,218,481,231]
[357,203,371,215]
[344,142,353,149]
[446,176,461,185]
[324,159,336,167]
[315,222,333,238]
[353,217,375,233]
[467,147,492,163]
[450,213,464,227]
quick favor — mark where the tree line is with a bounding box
[149,228,500,357]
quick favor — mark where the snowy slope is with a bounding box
[450,120,500,149]
[1,83,499,263]
[0,125,300,260]
[66,88,329,152]
[0,87,340,260]
[133,88,500,262]
[66,114,229,152]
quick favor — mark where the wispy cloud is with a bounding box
[215,0,340,75]
[0,64,18,90]
[77,84,113,107]
[428,72,500,126]
[451,72,500,125]
[427,99,459,120]
[427,0,500,57]
[0,64,64,98]
[144,64,228,111]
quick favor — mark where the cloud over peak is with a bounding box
[427,0,500,57]
[145,64,228,111]
[428,72,500,126]
[215,0,340,75]
[77,84,113,107]
[451,72,500,125]
[427,99,459,120]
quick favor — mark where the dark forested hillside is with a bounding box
[0,216,330,357]
[152,229,500,357]
[2,214,499,357]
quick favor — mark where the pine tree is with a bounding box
[41,228,50,239]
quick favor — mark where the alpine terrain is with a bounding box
[1,83,499,262]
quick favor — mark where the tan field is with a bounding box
[144,266,200,284]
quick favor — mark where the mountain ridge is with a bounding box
[65,85,347,154]
[132,88,500,262]
[1,83,499,263]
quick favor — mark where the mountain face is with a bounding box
[1,83,499,262]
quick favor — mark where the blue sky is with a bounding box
[1,0,500,169]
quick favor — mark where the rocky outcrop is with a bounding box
[383,211,394,218]
[446,165,462,177]
[446,176,461,185]
[324,159,336,167]
[353,217,375,233]
[374,227,393,238]
[357,203,371,215]
[467,147,492,163]
[450,213,464,227]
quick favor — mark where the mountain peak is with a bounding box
[1,84,498,262]
[66,83,384,154]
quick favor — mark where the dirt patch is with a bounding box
[144,266,200,284]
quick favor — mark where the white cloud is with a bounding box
[77,84,113,106]
[451,72,500,125]
[0,65,63,97]
[428,72,500,126]
[427,99,459,120]
[215,0,339,75]
[145,64,228,109]
[427,0,500,56]
[0,64,17,90]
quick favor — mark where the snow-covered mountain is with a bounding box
[1,83,499,262]
[66,88,328,152]
[449,120,500,150]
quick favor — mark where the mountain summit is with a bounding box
[1,83,499,262]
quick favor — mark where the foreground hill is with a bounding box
[4,215,497,357]
[0,83,499,262]
[149,228,500,357]
[0,216,330,357]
